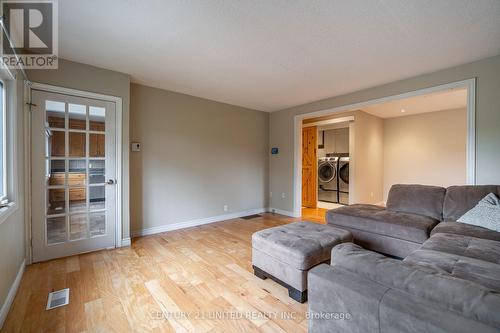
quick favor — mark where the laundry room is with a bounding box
[300,113,356,216]
[300,86,469,221]
[317,122,350,206]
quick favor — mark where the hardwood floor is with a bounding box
[2,213,311,333]
[301,207,327,224]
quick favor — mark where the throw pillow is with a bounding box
[457,193,500,232]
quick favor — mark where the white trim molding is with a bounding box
[466,79,476,184]
[0,78,21,226]
[121,238,131,247]
[293,78,476,217]
[24,82,126,264]
[131,208,268,237]
[267,207,300,218]
[0,259,25,330]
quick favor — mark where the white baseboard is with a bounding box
[0,259,25,330]
[121,238,131,247]
[131,208,267,237]
[267,207,301,217]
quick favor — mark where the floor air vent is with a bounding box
[241,214,262,220]
[46,288,70,310]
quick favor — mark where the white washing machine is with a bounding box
[338,157,349,205]
[318,157,338,203]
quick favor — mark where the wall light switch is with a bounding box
[131,142,141,152]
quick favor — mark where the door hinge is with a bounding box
[26,102,37,111]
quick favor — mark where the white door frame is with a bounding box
[293,78,476,217]
[24,81,124,264]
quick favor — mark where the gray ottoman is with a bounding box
[252,221,352,303]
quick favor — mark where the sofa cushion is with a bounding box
[327,204,439,243]
[408,233,500,265]
[251,222,352,270]
[443,185,500,222]
[431,221,500,241]
[330,243,500,328]
[386,184,446,220]
[404,233,500,292]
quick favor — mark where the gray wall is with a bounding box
[270,55,500,212]
[129,83,269,233]
[27,59,131,239]
[0,76,25,322]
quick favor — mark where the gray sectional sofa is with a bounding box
[310,184,500,333]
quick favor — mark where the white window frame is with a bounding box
[0,77,20,225]
[0,80,6,201]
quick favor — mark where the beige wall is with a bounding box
[383,108,467,200]
[270,54,500,212]
[0,75,25,325]
[130,83,268,233]
[351,111,384,204]
[27,59,131,239]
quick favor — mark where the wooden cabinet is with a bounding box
[49,189,65,203]
[48,116,64,128]
[69,173,86,186]
[90,121,105,131]
[48,173,87,209]
[49,173,86,186]
[49,173,65,185]
[69,132,86,157]
[48,117,105,158]
[50,131,65,157]
[69,187,86,201]
[69,118,86,130]
[89,134,105,157]
[49,117,105,131]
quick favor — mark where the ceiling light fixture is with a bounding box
[401,109,406,113]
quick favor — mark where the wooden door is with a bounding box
[302,126,317,208]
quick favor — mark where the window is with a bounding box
[0,74,19,224]
[0,81,5,202]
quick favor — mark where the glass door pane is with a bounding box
[32,89,116,262]
[69,214,88,241]
[68,103,87,130]
[44,99,110,245]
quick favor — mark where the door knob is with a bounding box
[106,179,116,185]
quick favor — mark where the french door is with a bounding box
[31,89,117,262]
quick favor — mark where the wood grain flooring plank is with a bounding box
[1,213,308,333]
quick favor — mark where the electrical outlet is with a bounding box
[131,142,141,152]
[281,192,286,199]
[223,205,228,212]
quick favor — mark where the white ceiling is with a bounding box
[361,88,467,118]
[59,0,500,111]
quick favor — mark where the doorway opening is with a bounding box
[297,79,474,221]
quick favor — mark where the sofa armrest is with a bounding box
[328,243,500,329]
[308,264,389,333]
